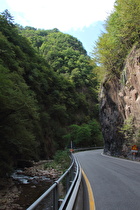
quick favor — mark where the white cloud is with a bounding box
[6,0,115,31]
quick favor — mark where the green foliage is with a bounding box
[0,63,37,164]
[119,117,135,145]
[0,10,101,176]
[120,117,140,146]
[0,65,40,176]
[63,119,103,148]
[54,150,70,165]
[93,0,140,76]
[1,9,14,25]
[136,131,140,146]
[44,150,70,172]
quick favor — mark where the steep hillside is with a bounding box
[100,44,140,155]
[93,0,140,155]
[0,10,103,176]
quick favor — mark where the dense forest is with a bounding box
[1,0,139,177]
[0,10,103,177]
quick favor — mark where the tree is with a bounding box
[0,10,102,176]
[1,9,14,25]
[63,120,103,148]
[93,0,140,76]
[0,65,39,176]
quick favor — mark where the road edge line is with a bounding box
[101,152,140,164]
[81,169,96,210]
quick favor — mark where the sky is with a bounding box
[0,0,115,55]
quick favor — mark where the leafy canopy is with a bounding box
[0,10,103,176]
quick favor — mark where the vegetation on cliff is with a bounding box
[0,10,103,177]
[93,0,140,154]
[93,0,140,77]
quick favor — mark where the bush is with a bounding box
[44,150,71,173]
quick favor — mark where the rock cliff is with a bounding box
[100,44,140,155]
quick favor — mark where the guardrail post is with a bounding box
[66,170,70,193]
[71,163,75,182]
[53,183,59,210]
[71,165,75,181]
[66,161,75,194]
[27,153,82,210]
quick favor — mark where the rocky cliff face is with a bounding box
[100,44,140,155]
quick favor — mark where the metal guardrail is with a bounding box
[74,146,103,152]
[27,154,81,210]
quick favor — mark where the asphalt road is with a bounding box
[74,149,140,210]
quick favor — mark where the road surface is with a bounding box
[74,149,140,210]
